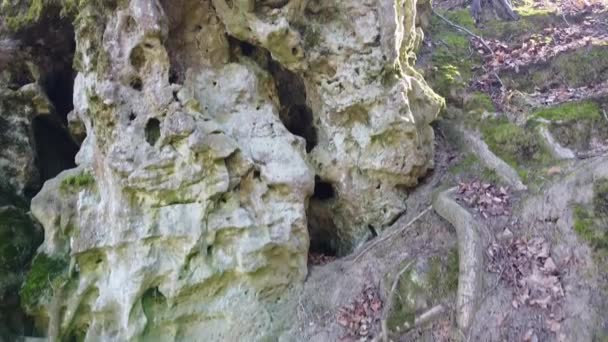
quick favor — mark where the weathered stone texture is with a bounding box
[8,0,442,339]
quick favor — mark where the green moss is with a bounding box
[427,248,459,297]
[20,253,68,311]
[1,0,47,31]
[386,251,459,331]
[533,101,601,122]
[594,179,608,217]
[425,12,481,103]
[0,208,40,272]
[449,153,479,175]
[573,204,608,253]
[303,27,321,48]
[504,46,608,91]
[481,118,544,166]
[60,171,95,192]
[442,9,477,31]
[464,92,495,113]
[481,168,502,184]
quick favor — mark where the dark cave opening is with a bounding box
[308,176,338,257]
[312,176,335,200]
[41,68,75,122]
[31,115,78,185]
[145,118,161,146]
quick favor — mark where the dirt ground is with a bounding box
[289,1,608,341]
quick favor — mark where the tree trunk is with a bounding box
[471,0,519,23]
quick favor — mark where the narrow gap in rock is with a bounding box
[32,115,78,184]
[145,118,161,146]
[130,77,143,91]
[269,60,318,153]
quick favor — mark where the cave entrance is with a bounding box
[307,176,339,264]
[32,115,78,184]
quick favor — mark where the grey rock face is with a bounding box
[16,0,441,339]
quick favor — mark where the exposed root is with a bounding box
[433,188,484,334]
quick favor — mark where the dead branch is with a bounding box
[381,259,415,342]
[431,8,494,57]
[351,206,432,263]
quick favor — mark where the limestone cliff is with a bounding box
[1,0,441,340]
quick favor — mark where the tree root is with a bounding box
[433,188,483,334]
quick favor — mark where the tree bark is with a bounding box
[471,0,519,23]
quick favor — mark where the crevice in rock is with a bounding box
[269,60,318,153]
[226,36,319,153]
[32,115,78,185]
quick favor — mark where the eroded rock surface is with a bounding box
[4,0,441,339]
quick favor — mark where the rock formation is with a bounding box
[1,0,441,339]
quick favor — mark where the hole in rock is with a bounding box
[312,176,334,200]
[129,112,136,121]
[145,118,161,146]
[130,77,143,91]
[130,45,146,71]
[368,224,378,238]
[32,115,78,184]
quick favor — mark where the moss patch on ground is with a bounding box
[532,101,601,122]
[572,179,608,257]
[502,45,608,91]
[531,100,608,150]
[386,251,459,331]
[481,118,550,167]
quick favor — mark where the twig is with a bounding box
[432,8,494,57]
[351,206,432,263]
[561,12,571,27]
[602,109,608,123]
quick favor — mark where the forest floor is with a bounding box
[294,0,608,341]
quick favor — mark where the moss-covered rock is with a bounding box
[593,179,608,218]
[0,207,42,300]
[20,253,68,313]
[422,9,482,104]
[531,100,608,151]
[571,179,608,257]
[481,118,546,166]
[60,171,95,192]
